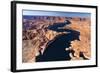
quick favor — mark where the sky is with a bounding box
[23,10,91,18]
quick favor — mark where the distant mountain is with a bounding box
[23,15,34,19]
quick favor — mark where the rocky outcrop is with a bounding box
[22,16,70,63]
[22,16,91,62]
[63,18,91,60]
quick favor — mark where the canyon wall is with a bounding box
[22,16,91,62]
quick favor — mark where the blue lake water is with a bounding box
[36,22,80,62]
[23,16,80,62]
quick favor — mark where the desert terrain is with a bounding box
[22,16,91,63]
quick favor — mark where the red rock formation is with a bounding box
[66,18,91,60]
[22,16,68,62]
[22,16,91,62]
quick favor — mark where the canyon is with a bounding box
[22,16,91,63]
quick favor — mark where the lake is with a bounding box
[36,21,80,62]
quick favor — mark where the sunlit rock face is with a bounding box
[22,29,68,62]
[65,18,91,60]
[22,16,68,63]
[22,16,91,63]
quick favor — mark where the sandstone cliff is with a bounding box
[22,16,91,62]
